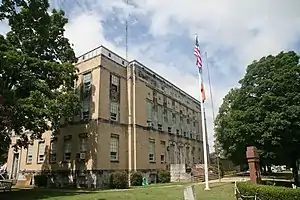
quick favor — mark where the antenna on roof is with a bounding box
[125,0,129,61]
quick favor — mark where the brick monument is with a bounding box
[246,146,261,184]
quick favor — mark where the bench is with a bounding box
[0,180,13,192]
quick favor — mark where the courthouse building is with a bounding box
[6,46,208,186]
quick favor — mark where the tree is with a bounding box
[0,0,80,154]
[215,51,300,184]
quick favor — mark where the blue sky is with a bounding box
[1,0,300,151]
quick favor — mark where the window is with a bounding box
[186,146,190,164]
[172,113,176,124]
[158,124,162,131]
[157,105,163,123]
[83,72,92,118]
[160,141,166,163]
[146,101,153,122]
[64,140,72,161]
[110,74,119,87]
[149,139,155,162]
[26,144,33,164]
[110,74,120,95]
[80,138,87,152]
[169,144,175,164]
[110,102,119,121]
[110,134,119,161]
[37,141,45,163]
[50,140,57,163]
[192,147,195,163]
[163,108,168,123]
[178,146,182,164]
[167,110,172,124]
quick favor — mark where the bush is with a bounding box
[34,174,48,187]
[109,171,128,189]
[130,171,143,186]
[237,181,300,200]
[157,169,170,183]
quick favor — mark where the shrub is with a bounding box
[237,181,300,200]
[109,171,128,189]
[34,174,48,187]
[157,169,170,183]
[130,171,143,186]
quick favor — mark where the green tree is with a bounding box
[215,51,300,184]
[0,0,80,155]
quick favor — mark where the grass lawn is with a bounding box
[0,182,235,200]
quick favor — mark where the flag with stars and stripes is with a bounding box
[194,34,206,103]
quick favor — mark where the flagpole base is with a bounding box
[204,187,211,191]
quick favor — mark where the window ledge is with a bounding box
[110,160,119,163]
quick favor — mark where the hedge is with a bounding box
[109,171,129,189]
[130,171,143,186]
[237,181,300,200]
[157,169,170,183]
[34,174,48,187]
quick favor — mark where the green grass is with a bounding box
[0,182,235,200]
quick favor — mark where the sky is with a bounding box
[1,0,300,152]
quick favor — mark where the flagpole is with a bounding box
[205,52,221,182]
[198,72,210,190]
[194,33,210,190]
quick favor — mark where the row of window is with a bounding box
[146,101,199,126]
[148,139,202,164]
[26,141,45,164]
[25,135,119,164]
[81,70,199,127]
[25,136,200,165]
[137,67,200,110]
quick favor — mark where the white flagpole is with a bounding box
[198,72,210,190]
[195,33,210,190]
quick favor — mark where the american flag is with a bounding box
[194,35,203,74]
[194,34,206,102]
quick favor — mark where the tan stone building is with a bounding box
[6,46,207,187]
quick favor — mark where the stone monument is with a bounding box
[246,146,261,184]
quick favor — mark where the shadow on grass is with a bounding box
[0,188,106,200]
[208,182,234,189]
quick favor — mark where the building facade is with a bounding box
[6,46,208,186]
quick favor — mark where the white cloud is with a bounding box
[62,0,300,152]
[4,0,300,152]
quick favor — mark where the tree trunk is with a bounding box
[292,159,299,186]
